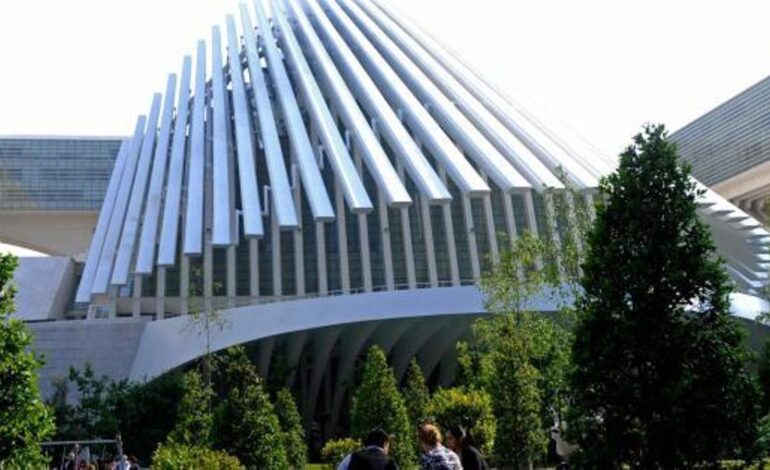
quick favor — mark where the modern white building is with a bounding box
[6,0,770,436]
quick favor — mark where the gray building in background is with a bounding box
[0,136,121,211]
[672,75,770,222]
[0,136,122,257]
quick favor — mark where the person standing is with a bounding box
[417,424,461,470]
[446,426,488,470]
[347,429,398,470]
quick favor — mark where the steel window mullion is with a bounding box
[480,174,500,264]
[335,178,351,293]
[502,192,519,247]
[378,190,395,290]
[316,221,328,295]
[395,160,417,288]
[249,238,260,299]
[293,162,306,296]
[271,200,282,298]
[462,195,481,281]
[156,266,166,319]
[438,167,461,286]
[352,151,373,291]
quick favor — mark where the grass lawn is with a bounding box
[306,464,333,470]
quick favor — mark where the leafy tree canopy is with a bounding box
[429,387,497,456]
[274,387,307,469]
[403,359,431,427]
[0,253,54,468]
[167,369,213,447]
[568,124,761,467]
[212,346,289,469]
[350,346,414,467]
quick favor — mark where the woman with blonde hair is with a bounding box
[417,424,462,470]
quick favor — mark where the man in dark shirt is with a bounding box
[446,425,489,470]
[348,429,398,470]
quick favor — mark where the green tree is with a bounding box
[0,253,54,467]
[167,369,213,447]
[478,230,575,415]
[212,346,288,469]
[53,367,183,465]
[111,373,183,464]
[461,230,574,466]
[488,338,545,466]
[61,365,118,439]
[429,387,496,456]
[274,387,306,469]
[403,359,430,427]
[568,124,761,467]
[758,340,770,416]
[403,359,431,458]
[350,346,414,467]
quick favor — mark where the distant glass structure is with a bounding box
[671,75,770,224]
[0,137,122,211]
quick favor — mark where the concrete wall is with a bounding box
[13,256,75,320]
[28,319,146,399]
[0,211,96,257]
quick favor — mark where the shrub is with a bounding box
[320,438,360,465]
[429,387,496,456]
[152,442,243,470]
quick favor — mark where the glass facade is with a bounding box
[0,137,122,211]
[671,75,770,187]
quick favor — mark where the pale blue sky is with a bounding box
[2,0,770,255]
[2,0,770,154]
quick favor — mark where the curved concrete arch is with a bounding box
[392,318,448,382]
[130,287,489,381]
[128,287,770,382]
[284,331,309,388]
[329,321,380,433]
[419,319,470,382]
[305,326,343,419]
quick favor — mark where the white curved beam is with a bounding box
[158,56,193,266]
[300,0,451,203]
[136,75,177,273]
